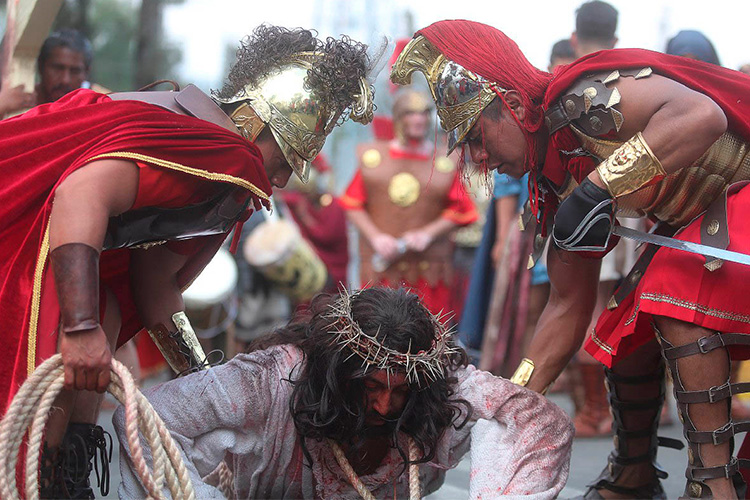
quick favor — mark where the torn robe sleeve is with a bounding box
[437,365,574,499]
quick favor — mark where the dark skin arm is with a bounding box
[51,160,195,392]
[129,244,189,329]
[526,74,727,392]
[588,73,727,189]
[50,160,139,392]
[524,246,601,392]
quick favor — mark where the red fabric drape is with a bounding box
[0,89,272,413]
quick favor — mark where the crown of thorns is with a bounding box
[324,290,459,385]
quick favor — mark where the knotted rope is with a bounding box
[0,354,196,500]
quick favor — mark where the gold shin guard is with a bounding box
[148,312,209,374]
[596,132,666,198]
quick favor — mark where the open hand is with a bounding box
[59,326,112,393]
[0,80,36,115]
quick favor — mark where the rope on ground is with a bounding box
[0,354,196,500]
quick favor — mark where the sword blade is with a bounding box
[612,225,750,267]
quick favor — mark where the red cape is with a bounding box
[0,89,271,412]
[541,48,750,191]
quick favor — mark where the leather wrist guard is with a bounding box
[50,243,101,334]
[148,312,209,374]
[553,177,615,252]
[596,132,666,198]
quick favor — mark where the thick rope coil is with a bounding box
[0,354,196,500]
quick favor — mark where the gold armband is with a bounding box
[510,358,536,387]
[147,312,209,374]
[595,132,666,198]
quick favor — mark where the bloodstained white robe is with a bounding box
[114,345,573,499]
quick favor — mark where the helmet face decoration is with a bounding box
[390,35,503,154]
[215,28,376,183]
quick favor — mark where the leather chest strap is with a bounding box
[109,84,239,135]
[699,181,750,270]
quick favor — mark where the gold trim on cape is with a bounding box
[640,292,750,324]
[589,327,614,354]
[27,221,51,376]
[86,152,270,201]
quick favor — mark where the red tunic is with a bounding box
[0,89,272,413]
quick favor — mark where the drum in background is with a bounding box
[183,247,239,339]
[243,219,327,302]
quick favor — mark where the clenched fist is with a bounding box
[59,326,112,393]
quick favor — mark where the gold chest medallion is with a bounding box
[388,172,421,207]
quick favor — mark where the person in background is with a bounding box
[342,89,478,317]
[549,39,576,72]
[665,30,721,66]
[570,0,618,58]
[35,28,96,105]
[1,29,97,118]
[279,154,349,292]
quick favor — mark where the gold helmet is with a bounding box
[390,35,503,154]
[215,28,375,183]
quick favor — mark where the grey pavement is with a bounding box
[96,380,689,499]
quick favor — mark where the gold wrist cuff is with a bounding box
[510,358,535,387]
[147,312,209,374]
[595,132,666,198]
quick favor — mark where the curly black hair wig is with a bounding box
[216,25,371,122]
[248,287,471,469]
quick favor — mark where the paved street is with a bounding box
[97,384,688,499]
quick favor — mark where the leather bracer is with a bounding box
[148,312,209,374]
[49,243,101,334]
[596,132,666,198]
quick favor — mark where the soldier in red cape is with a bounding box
[342,90,478,316]
[0,25,376,498]
[392,19,750,499]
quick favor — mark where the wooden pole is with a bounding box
[3,0,63,89]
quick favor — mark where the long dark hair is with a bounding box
[248,288,471,467]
